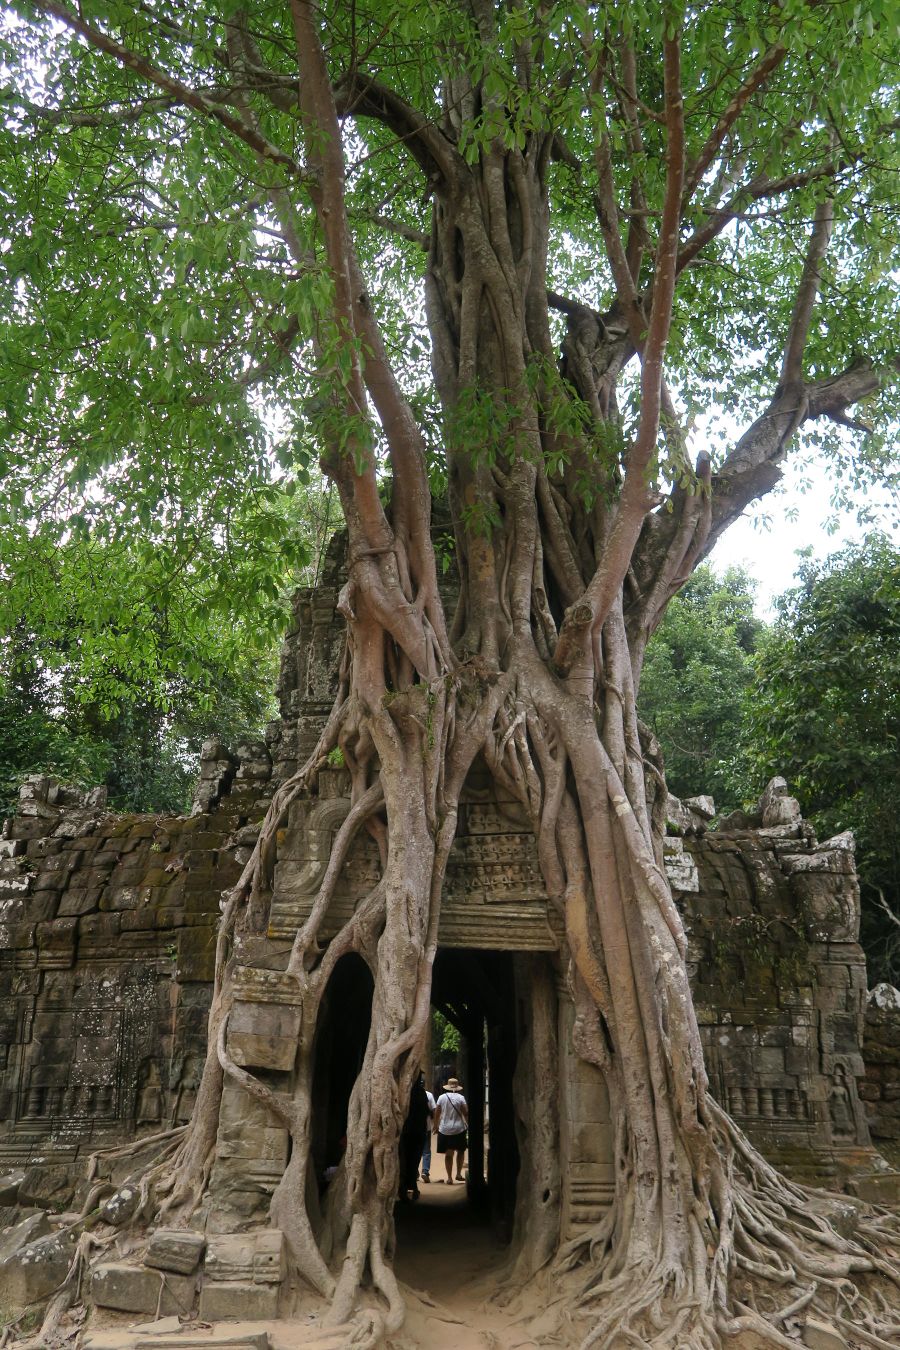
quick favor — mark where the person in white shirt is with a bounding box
[433,1076,468,1183]
[421,1083,436,1182]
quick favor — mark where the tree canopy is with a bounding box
[1,0,898,616]
[639,562,762,808]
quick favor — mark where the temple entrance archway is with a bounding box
[310,952,374,1184]
[427,947,520,1230]
[395,947,562,1301]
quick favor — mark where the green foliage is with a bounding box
[432,1009,460,1055]
[0,0,896,576]
[639,566,764,809]
[744,537,900,982]
[0,2,897,845]
[0,609,278,816]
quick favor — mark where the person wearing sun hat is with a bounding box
[433,1076,468,1183]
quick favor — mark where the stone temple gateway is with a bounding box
[0,556,896,1320]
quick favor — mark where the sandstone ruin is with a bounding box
[1,564,898,1329]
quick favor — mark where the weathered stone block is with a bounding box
[0,1210,50,1263]
[570,1121,614,1163]
[0,1170,25,1206]
[802,1318,847,1350]
[0,1230,78,1308]
[198,1280,278,1321]
[18,1164,74,1210]
[177,925,217,981]
[134,1336,270,1350]
[91,1262,196,1315]
[205,1230,286,1284]
[145,1229,206,1275]
[57,888,97,916]
[0,920,36,949]
[228,1000,300,1072]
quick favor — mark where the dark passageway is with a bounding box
[310,952,374,1181]
[395,947,521,1269]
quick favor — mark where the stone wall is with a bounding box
[861,984,900,1157]
[672,779,876,1187]
[0,776,243,1209]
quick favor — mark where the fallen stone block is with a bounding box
[198,1280,278,1321]
[17,1162,75,1211]
[129,1315,181,1334]
[803,1318,847,1350]
[850,1171,900,1206]
[0,1210,51,1264]
[135,1336,269,1350]
[0,1230,78,1308]
[91,1262,196,1316]
[98,1184,141,1226]
[144,1228,206,1275]
[0,1169,26,1206]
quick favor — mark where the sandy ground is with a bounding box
[392,1180,548,1349]
[81,1181,562,1349]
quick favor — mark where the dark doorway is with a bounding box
[402,947,521,1242]
[310,952,374,1183]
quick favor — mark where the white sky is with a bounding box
[710,458,899,616]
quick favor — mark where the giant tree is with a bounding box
[3,2,900,1346]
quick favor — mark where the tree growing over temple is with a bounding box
[2,2,900,1345]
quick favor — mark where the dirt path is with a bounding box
[390,1182,554,1349]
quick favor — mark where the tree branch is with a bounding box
[554,19,686,678]
[361,213,429,248]
[704,355,895,553]
[780,198,834,386]
[30,1,308,180]
[289,0,388,553]
[676,117,900,274]
[682,42,787,203]
[334,72,458,183]
[617,35,651,284]
[8,91,178,129]
[578,14,645,341]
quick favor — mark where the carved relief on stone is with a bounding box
[135,1060,164,1125]
[829,1064,855,1139]
[274,798,352,900]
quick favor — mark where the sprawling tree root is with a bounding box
[555,1101,900,1348]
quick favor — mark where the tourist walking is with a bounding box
[433,1076,468,1183]
[421,1081,436,1182]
